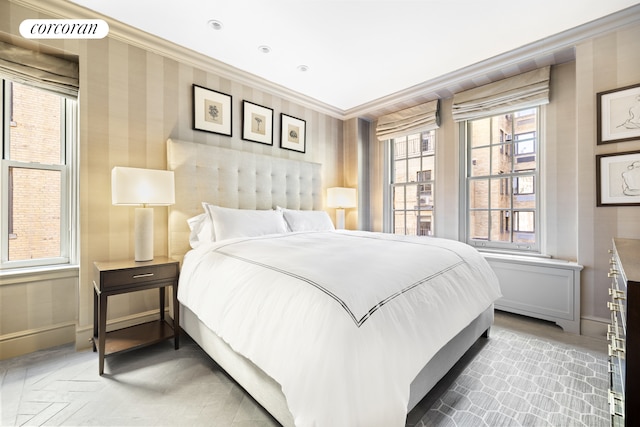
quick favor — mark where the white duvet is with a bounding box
[178,230,501,427]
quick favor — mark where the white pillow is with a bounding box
[278,207,335,232]
[205,204,288,241]
[187,212,213,248]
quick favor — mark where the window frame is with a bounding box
[1,79,78,270]
[385,130,437,237]
[461,106,541,253]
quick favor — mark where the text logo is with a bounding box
[20,19,109,39]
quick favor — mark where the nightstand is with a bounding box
[92,256,180,375]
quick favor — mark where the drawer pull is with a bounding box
[133,273,155,279]
[609,288,626,300]
[608,342,626,358]
[608,390,624,416]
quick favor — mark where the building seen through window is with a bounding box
[2,80,72,268]
[466,108,538,251]
[391,130,435,236]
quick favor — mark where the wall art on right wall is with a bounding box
[597,82,640,145]
[596,150,640,206]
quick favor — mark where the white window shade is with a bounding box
[452,66,550,122]
[376,99,440,141]
[0,40,79,98]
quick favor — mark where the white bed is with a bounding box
[167,138,501,427]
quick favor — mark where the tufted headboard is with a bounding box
[167,138,323,261]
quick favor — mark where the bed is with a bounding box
[167,138,501,427]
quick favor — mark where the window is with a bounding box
[1,80,77,269]
[390,130,436,236]
[464,107,539,252]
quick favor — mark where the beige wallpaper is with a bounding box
[0,0,344,356]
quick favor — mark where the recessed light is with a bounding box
[258,45,272,54]
[297,64,309,72]
[207,19,223,30]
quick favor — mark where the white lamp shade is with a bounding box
[112,167,175,206]
[327,187,356,209]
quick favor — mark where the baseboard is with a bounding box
[0,322,76,360]
[580,316,609,339]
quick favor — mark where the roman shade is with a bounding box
[0,41,79,97]
[451,66,550,122]
[376,99,440,141]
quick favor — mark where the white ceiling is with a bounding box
[68,0,640,113]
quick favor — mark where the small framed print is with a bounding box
[280,113,306,153]
[597,83,640,145]
[242,100,273,145]
[596,150,640,206]
[193,84,232,136]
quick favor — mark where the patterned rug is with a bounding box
[412,326,610,427]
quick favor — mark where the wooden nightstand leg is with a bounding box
[92,287,98,352]
[173,283,180,349]
[98,293,108,375]
[159,286,166,321]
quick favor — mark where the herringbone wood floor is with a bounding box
[1,311,607,426]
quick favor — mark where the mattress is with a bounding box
[178,230,502,427]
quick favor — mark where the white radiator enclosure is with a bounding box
[483,253,583,334]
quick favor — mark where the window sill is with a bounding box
[480,251,583,270]
[0,264,79,285]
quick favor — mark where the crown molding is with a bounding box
[343,3,640,120]
[9,0,640,122]
[8,0,346,119]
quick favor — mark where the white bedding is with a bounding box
[178,230,501,427]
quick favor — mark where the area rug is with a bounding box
[413,326,610,427]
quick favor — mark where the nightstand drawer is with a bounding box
[101,264,178,288]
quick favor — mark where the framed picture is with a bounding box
[280,113,306,153]
[193,84,232,136]
[597,82,640,144]
[596,150,640,206]
[242,100,273,145]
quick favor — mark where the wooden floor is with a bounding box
[1,311,607,426]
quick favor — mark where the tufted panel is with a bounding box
[167,138,323,261]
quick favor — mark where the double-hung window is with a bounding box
[390,130,436,236]
[1,79,77,269]
[464,107,539,252]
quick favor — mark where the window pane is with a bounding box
[492,210,510,243]
[491,178,511,209]
[405,184,419,209]
[394,212,405,234]
[469,211,489,240]
[393,186,405,211]
[466,106,538,251]
[470,147,490,176]
[8,167,61,261]
[468,117,491,148]
[391,130,436,237]
[9,82,62,165]
[469,179,489,209]
[394,159,407,183]
[407,158,421,182]
[406,133,421,157]
[394,137,407,158]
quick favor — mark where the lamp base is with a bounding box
[135,207,154,261]
[335,208,345,230]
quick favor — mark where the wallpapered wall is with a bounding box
[0,0,345,357]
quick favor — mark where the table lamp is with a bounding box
[327,187,356,229]
[111,167,175,261]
